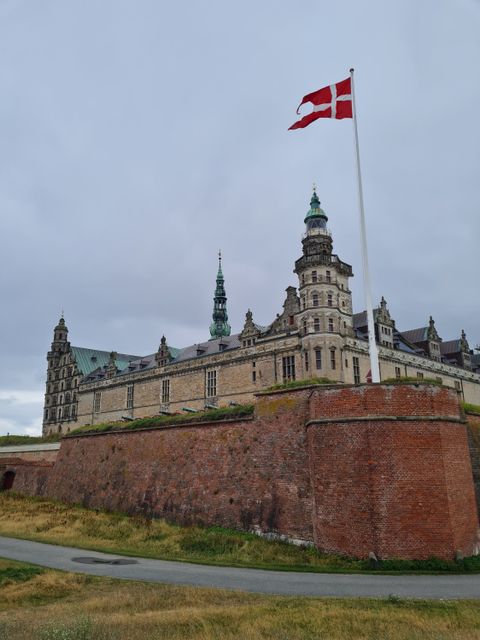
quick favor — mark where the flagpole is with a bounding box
[349,68,380,383]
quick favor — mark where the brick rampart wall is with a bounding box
[0,458,54,496]
[466,413,480,517]
[3,384,479,560]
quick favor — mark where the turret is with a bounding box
[294,188,354,381]
[209,252,231,339]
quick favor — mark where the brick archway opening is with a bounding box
[1,471,15,491]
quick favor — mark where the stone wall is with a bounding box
[4,384,479,560]
[0,444,60,463]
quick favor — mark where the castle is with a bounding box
[42,190,480,436]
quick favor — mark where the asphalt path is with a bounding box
[1,536,479,599]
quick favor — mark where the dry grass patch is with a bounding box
[0,559,479,640]
[1,493,479,574]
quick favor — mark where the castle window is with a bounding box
[304,351,309,372]
[288,315,294,325]
[395,367,401,379]
[327,293,333,307]
[353,357,360,384]
[417,372,424,380]
[301,274,305,286]
[326,270,331,283]
[93,391,101,413]
[65,392,71,404]
[312,271,318,283]
[330,348,336,370]
[252,362,256,383]
[44,409,49,421]
[161,379,170,404]
[303,319,307,334]
[126,384,134,409]
[312,293,319,307]
[71,405,76,419]
[454,380,461,391]
[328,318,334,332]
[206,370,217,398]
[282,356,295,382]
[314,317,320,332]
[315,349,322,370]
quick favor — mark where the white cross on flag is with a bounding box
[289,77,352,130]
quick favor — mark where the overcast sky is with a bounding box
[1,0,479,435]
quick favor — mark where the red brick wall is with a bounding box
[466,413,480,518]
[7,384,479,560]
[0,458,53,496]
[46,390,315,542]
[306,385,479,559]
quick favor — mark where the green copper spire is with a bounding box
[209,251,231,339]
[304,185,328,227]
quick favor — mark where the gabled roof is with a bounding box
[81,335,243,384]
[352,309,379,330]
[400,327,428,344]
[440,340,461,355]
[71,347,141,377]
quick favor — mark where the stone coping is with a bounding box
[306,415,465,426]
[0,443,61,453]
[255,381,448,397]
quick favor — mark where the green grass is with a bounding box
[70,404,254,436]
[380,377,442,386]
[1,493,479,575]
[464,402,480,416]
[0,434,60,447]
[1,558,480,640]
[265,377,334,391]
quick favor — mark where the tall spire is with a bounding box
[209,251,231,339]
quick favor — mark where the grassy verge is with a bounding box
[0,434,60,447]
[380,377,442,386]
[464,402,480,416]
[1,494,479,575]
[265,377,334,391]
[70,403,254,436]
[1,558,480,640]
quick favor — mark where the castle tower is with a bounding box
[294,189,353,380]
[209,252,231,339]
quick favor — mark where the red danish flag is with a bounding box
[289,77,352,130]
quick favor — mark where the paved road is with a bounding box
[1,536,479,599]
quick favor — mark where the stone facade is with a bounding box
[42,190,480,435]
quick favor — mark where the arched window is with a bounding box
[312,292,319,307]
[65,392,71,404]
